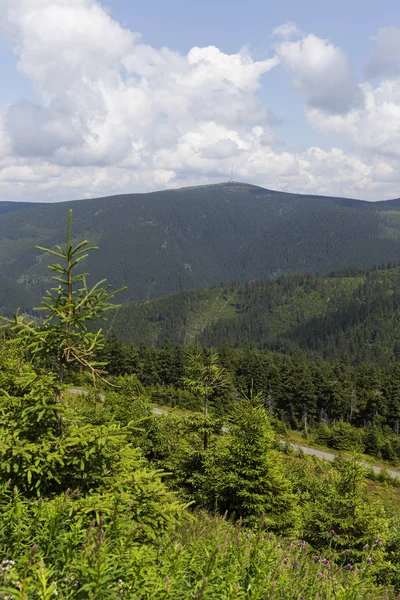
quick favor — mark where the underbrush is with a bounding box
[0,506,391,600]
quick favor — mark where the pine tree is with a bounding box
[3,209,125,397]
[209,399,300,533]
[183,350,229,449]
[305,453,388,561]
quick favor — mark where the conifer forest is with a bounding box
[1,212,400,599]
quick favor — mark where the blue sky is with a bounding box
[1,0,400,201]
[105,0,396,57]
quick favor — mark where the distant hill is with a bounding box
[106,263,400,364]
[4,182,400,311]
[0,275,40,317]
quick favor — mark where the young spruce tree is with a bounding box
[5,209,125,398]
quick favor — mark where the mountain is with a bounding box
[105,263,400,364]
[0,275,40,316]
[4,182,400,310]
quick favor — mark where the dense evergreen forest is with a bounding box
[3,213,400,597]
[4,182,400,307]
[0,275,39,316]
[105,263,400,364]
[100,336,400,464]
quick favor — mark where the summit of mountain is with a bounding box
[2,181,400,308]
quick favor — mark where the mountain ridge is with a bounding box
[3,180,400,206]
[3,182,400,308]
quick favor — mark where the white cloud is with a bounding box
[0,0,282,199]
[276,33,361,114]
[308,80,400,159]
[272,22,302,40]
[365,27,400,79]
[0,2,400,202]
[0,115,12,159]
[4,0,136,93]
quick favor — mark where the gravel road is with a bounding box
[287,442,400,480]
[67,390,400,481]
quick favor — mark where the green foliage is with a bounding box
[302,454,388,565]
[183,350,230,448]
[3,209,125,388]
[105,263,400,367]
[315,422,363,451]
[0,506,390,599]
[203,400,300,533]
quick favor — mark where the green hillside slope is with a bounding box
[0,275,40,316]
[106,263,400,363]
[3,182,400,306]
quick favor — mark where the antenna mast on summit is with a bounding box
[229,165,236,183]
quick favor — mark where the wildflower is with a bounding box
[300,540,306,550]
[0,560,15,573]
[346,563,353,570]
[364,544,369,550]
[376,537,383,546]
[368,558,373,566]
[318,572,323,577]
[345,549,351,554]
[295,562,301,568]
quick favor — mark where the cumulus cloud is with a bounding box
[0,0,279,171]
[0,3,400,202]
[365,26,400,79]
[5,99,83,157]
[276,33,361,114]
[272,22,302,40]
[308,79,400,159]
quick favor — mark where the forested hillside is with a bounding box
[1,214,400,598]
[4,182,400,306]
[0,275,39,316]
[104,263,400,363]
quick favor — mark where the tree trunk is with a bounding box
[204,389,208,451]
